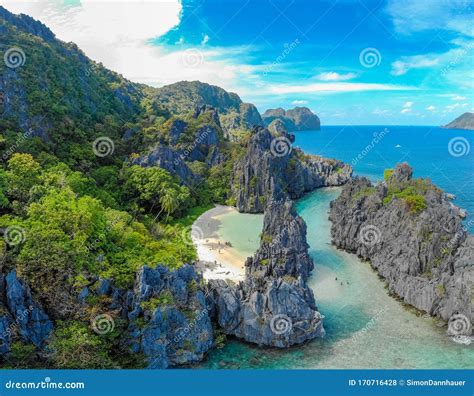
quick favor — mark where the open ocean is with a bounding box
[293,125,473,231]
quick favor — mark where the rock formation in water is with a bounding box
[443,112,474,131]
[329,163,473,322]
[231,126,352,213]
[209,200,324,347]
[263,107,320,131]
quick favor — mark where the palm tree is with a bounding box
[155,189,179,221]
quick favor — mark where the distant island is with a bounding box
[443,112,474,130]
[262,107,320,131]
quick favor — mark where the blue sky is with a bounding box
[2,0,473,125]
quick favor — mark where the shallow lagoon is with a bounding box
[200,188,473,369]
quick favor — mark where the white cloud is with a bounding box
[400,108,411,114]
[403,101,414,108]
[291,100,308,105]
[315,72,357,81]
[0,0,258,93]
[426,105,436,111]
[391,55,439,76]
[453,95,467,100]
[269,82,417,95]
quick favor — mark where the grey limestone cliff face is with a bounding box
[0,271,53,354]
[329,163,473,321]
[132,105,224,185]
[0,264,214,368]
[209,200,325,347]
[132,144,198,185]
[126,265,214,368]
[77,264,214,369]
[232,126,352,213]
[245,200,314,281]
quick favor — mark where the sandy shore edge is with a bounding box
[192,205,247,282]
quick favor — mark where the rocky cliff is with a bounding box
[442,112,474,131]
[231,126,351,213]
[125,265,213,368]
[263,107,320,131]
[209,200,324,347]
[329,163,473,321]
[132,105,224,185]
[78,265,215,368]
[0,271,53,354]
[21,264,213,369]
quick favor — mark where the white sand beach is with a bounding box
[192,205,248,282]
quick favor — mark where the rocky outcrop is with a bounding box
[0,271,53,353]
[329,163,473,321]
[126,265,213,368]
[132,145,198,185]
[209,200,324,347]
[231,126,351,213]
[267,119,288,135]
[245,200,314,281]
[443,112,474,131]
[76,265,214,369]
[263,107,320,131]
[0,264,214,368]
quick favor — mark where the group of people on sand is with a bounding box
[335,277,350,286]
[207,239,232,254]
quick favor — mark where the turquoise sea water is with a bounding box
[199,188,473,369]
[293,126,474,231]
[214,210,263,260]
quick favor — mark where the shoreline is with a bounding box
[192,205,248,282]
